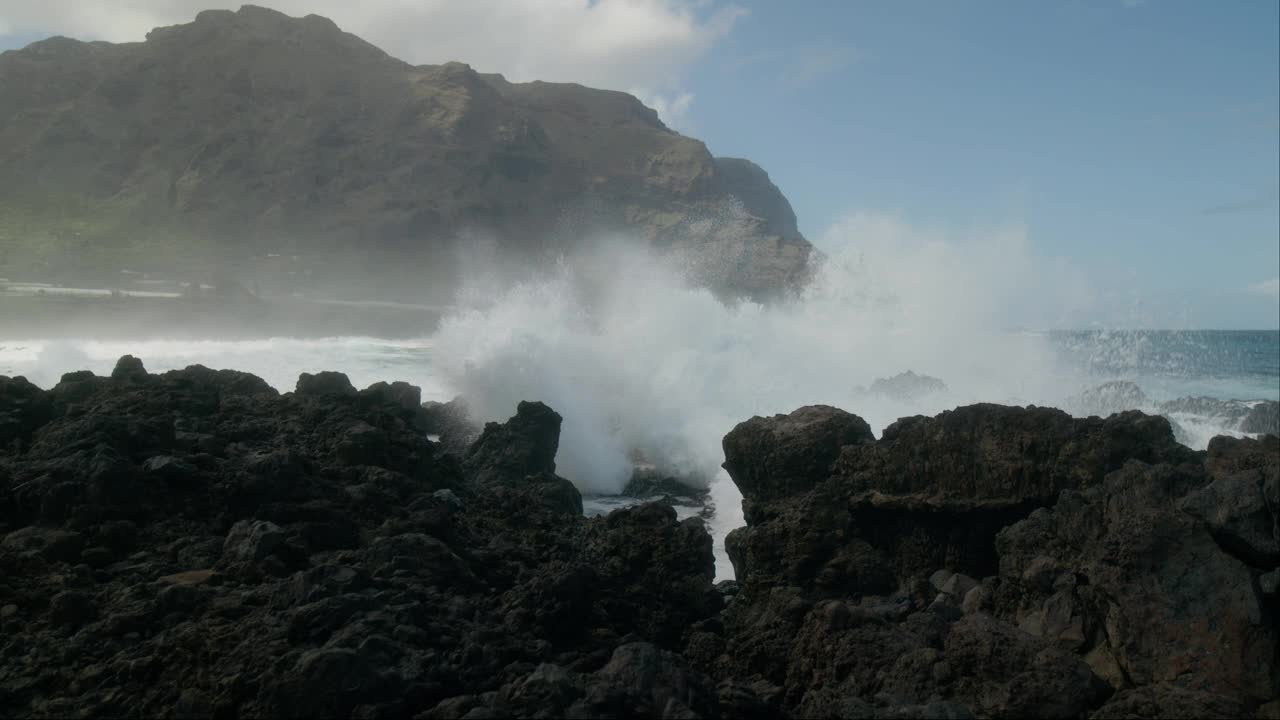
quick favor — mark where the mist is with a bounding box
[425,213,1103,574]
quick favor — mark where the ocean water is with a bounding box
[1051,329,1279,403]
[2,230,1277,579]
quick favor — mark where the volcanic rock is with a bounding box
[866,371,949,403]
[1065,381,1149,417]
[715,401,1277,718]
[1242,400,1280,436]
[0,358,719,718]
[4,361,1277,718]
[462,400,562,486]
[721,405,873,509]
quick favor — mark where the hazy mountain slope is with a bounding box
[0,5,811,302]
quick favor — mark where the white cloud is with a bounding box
[631,89,695,129]
[0,1,745,125]
[1248,277,1280,301]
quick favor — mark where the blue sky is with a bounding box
[688,0,1279,328]
[2,0,1277,327]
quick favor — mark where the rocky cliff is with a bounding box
[0,5,811,302]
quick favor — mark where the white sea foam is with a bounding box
[428,214,1103,576]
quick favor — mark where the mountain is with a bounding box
[0,5,813,302]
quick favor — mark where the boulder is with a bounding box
[1240,400,1280,436]
[866,371,948,403]
[1190,435,1280,566]
[1065,380,1149,417]
[294,371,357,397]
[359,381,422,411]
[463,401,562,486]
[220,520,285,564]
[110,355,150,383]
[159,364,278,406]
[721,405,873,508]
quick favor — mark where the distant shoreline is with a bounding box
[0,293,444,340]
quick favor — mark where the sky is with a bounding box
[1,0,1277,328]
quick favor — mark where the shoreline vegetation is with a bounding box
[1,356,1276,718]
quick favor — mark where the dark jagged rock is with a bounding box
[110,354,150,383]
[463,400,562,486]
[834,405,1188,511]
[0,359,718,719]
[622,468,709,501]
[1065,381,1149,417]
[1090,684,1248,720]
[0,375,53,451]
[359,381,422,412]
[1242,400,1280,436]
[714,401,1278,718]
[1151,395,1278,442]
[1158,395,1252,420]
[419,396,480,456]
[724,404,1191,593]
[993,459,1275,703]
[4,367,1276,718]
[582,504,720,649]
[295,371,357,398]
[721,405,873,509]
[424,642,719,719]
[865,370,949,403]
[1179,435,1279,565]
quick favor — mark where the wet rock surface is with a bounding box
[2,359,1277,718]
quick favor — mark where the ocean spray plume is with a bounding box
[429,214,1087,575]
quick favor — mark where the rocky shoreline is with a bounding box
[1,357,1277,718]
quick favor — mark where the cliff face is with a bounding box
[0,5,812,302]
